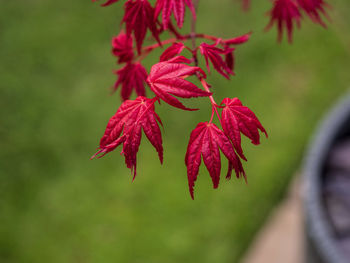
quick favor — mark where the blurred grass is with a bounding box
[1,0,350,262]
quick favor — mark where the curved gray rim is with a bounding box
[304,92,350,263]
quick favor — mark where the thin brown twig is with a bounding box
[191,0,200,66]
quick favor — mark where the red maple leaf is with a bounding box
[199,41,235,79]
[159,42,185,62]
[123,0,160,54]
[297,0,330,27]
[92,96,163,179]
[155,0,196,29]
[265,0,302,43]
[113,62,148,101]
[112,31,134,64]
[92,0,119,7]
[223,32,252,45]
[221,98,267,160]
[185,122,245,199]
[147,57,211,111]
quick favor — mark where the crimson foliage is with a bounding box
[113,62,148,101]
[185,122,245,199]
[91,0,330,198]
[92,96,163,179]
[147,57,211,111]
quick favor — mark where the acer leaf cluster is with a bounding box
[91,0,331,198]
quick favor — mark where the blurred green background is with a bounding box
[1,0,350,262]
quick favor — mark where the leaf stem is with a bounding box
[200,78,222,124]
[200,79,216,105]
[209,106,215,123]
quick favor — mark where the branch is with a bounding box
[191,0,200,66]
